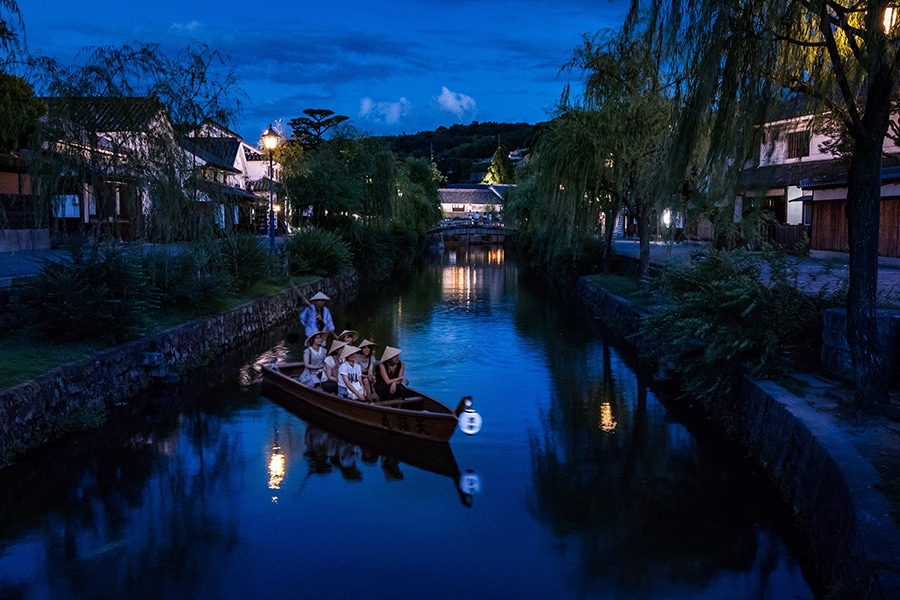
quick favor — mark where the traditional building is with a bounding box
[438,184,511,220]
[738,105,900,257]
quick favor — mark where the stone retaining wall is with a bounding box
[0,271,356,457]
[577,274,900,600]
[0,229,51,253]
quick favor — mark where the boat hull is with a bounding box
[261,363,460,442]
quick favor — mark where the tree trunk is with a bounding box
[844,139,888,408]
[637,199,651,277]
[602,206,616,274]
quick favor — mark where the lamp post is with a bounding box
[261,124,282,252]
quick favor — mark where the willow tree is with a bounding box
[632,0,900,407]
[0,0,23,64]
[508,109,618,277]
[510,26,674,277]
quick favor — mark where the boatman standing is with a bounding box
[300,291,336,338]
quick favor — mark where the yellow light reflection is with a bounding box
[599,402,617,433]
[268,444,285,494]
[886,6,898,32]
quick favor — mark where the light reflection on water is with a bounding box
[0,246,817,599]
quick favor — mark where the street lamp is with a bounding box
[261,124,282,252]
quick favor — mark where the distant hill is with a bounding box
[377,121,545,184]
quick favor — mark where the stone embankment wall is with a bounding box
[0,271,356,457]
[0,229,51,253]
[575,275,900,600]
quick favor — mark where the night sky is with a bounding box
[20,0,628,140]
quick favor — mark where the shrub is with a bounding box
[639,247,840,404]
[142,240,233,311]
[219,233,273,292]
[286,228,352,277]
[14,242,158,344]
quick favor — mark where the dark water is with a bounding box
[0,246,817,599]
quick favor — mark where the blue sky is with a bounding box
[19,1,629,140]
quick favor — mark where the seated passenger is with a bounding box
[299,331,327,387]
[337,329,359,345]
[321,339,346,394]
[337,345,367,401]
[374,346,411,400]
[356,339,378,398]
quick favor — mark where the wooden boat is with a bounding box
[261,362,472,443]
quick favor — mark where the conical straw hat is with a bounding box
[380,346,401,362]
[337,329,359,342]
[305,331,326,346]
[339,345,360,361]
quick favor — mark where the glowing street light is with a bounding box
[261,124,282,252]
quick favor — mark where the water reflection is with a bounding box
[267,428,286,495]
[529,332,811,597]
[271,394,475,507]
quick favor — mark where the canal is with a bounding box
[0,246,817,599]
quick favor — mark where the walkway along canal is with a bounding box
[0,246,820,598]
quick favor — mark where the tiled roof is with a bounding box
[182,137,242,172]
[438,184,511,205]
[191,178,259,201]
[739,160,848,191]
[801,162,900,190]
[42,97,165,133]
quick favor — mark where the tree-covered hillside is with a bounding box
[379,121,544,183]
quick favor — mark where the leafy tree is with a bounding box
[288,108,349,150]
[561,28,675,277]
[508,27,674,281]
[0,71,43,153]
[149,42,245,136]
[395,156,442,232]
[482,144,514,184]
[632,0,900,407]
[0,0,23,64]
[507,110,614,280]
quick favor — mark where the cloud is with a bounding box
[359,97,411,124]
[436,87,476,119]
[169,21,204,33]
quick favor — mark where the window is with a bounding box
[803,202,813,226]
[787,130,810,159]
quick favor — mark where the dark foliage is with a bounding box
[638,248,844,404]
[219,233,271,292]
[380,121,544,183]
[14,242,158,343]
[142,240,234,311]
[286,228,352,278]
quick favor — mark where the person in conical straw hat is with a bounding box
[320,338,346,394]
[299,290,335,338]
[337,329,359,344]
[337,345,367,401]
[299,330,327,387]
[374,346,411,400]
[356,339,377,398]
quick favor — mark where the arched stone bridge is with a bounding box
[427,221,514,246]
